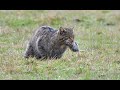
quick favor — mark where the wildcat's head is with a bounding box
[58,27,79,52]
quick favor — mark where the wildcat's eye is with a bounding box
[67,37,73,43]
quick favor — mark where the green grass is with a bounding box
[0,10,120,80]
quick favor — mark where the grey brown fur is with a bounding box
[24,26,79,59]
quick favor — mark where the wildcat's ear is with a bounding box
[59,27,65,32]
[59,27,66,34]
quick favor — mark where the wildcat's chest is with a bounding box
[50,45,67,57]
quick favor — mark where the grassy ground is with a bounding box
[0,10,120,80]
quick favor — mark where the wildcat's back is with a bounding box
[30,26,56,43]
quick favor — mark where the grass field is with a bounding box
[0,10,120,80]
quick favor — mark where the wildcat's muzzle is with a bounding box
[70,41,79,52]
[66,40,79,52]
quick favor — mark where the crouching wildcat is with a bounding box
[24,26,79,59]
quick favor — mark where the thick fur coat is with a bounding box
[24,26,79,59]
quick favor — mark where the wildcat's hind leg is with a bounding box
[24,43,34,58]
